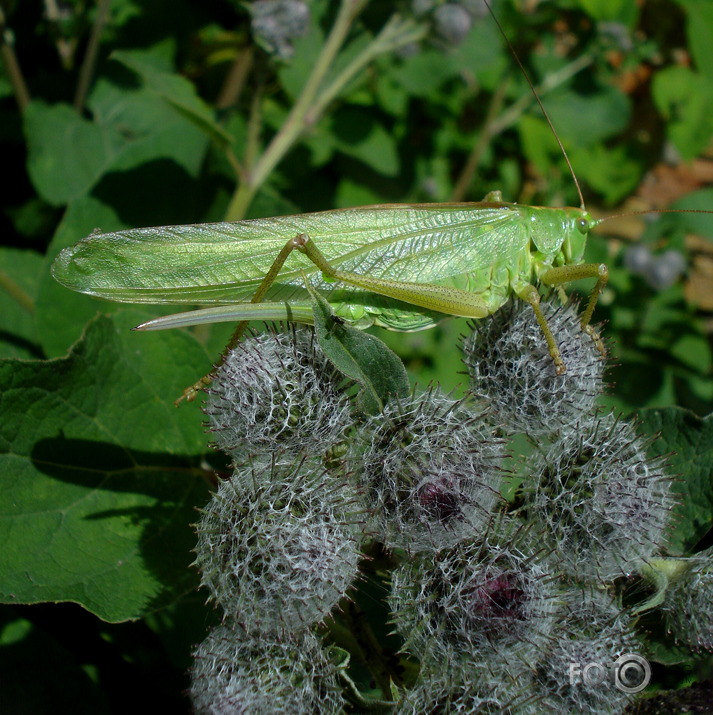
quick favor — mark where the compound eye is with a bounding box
[576,217,589,233]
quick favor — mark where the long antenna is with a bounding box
[594,207,713,227]
[483,0,586,210]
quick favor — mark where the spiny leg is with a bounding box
[540,262,609,357]
[176,234,309,406]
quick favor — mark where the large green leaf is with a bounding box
[0,315,213,622]
[652,66,713,161]
[0,247,43,360]
[88,75,210,178]
[36,196,131,357]
[24,102,124,206]
[331,106,400,177]
[678,0,713,81]
[635,407,713,555]
[111,50,232,149]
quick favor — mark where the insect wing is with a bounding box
[51,204,523,309]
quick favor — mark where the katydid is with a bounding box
[51,196,609,398]
[50,4,613,404]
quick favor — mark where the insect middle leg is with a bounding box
[516,284,567,375]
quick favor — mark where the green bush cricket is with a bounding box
[51,194,609,403]
[49,2,694,405]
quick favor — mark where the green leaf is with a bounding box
[571,144,642,205]
[388,48,461,97]
[111,50,232,149]
[518,115,557,179]
[671,187,713,240]
[87,76,210,179]
[652,65,713,161]
[634,407,713,555]
[374,72,410,118]
[539,84,631,147]
[0,315,212,622]
[643,628,700,666]
[669,333,712,375]
[0,248,43,359]
[677,0,713,81]
[306,286,409,415]
[24,101,124,205]
[335,178,384,209]
[331,106,400,177]
[36,196,131,357]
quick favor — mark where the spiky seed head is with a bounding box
[396,670,537,715]
[249,0,310,60]
[660,548,713,651]
[204,326,354,462]
[190,625,344,715]
[389,521,558,675]
[534,589,640,714]
[462,299,606,437]
[433,4,473,44]
[410,0,436,17]
[193,455,365,635]
[355,388,504,551]
[524,413,674,582]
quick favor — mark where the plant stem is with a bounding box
[306,14,427,125]
[0,7,31,111]
[216,45,254,109]
[74,0,111,113]
[0,270,34,314]
[244,70,266,177]
[450,54,593,202]
[43,0,77,68]
[224,0,367,221]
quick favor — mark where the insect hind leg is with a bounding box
[176,233,309,406]
[296,235,490,319]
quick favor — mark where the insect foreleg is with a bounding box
[540,263,609,356]
[517,284,566,375]
[295,235,490,319]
